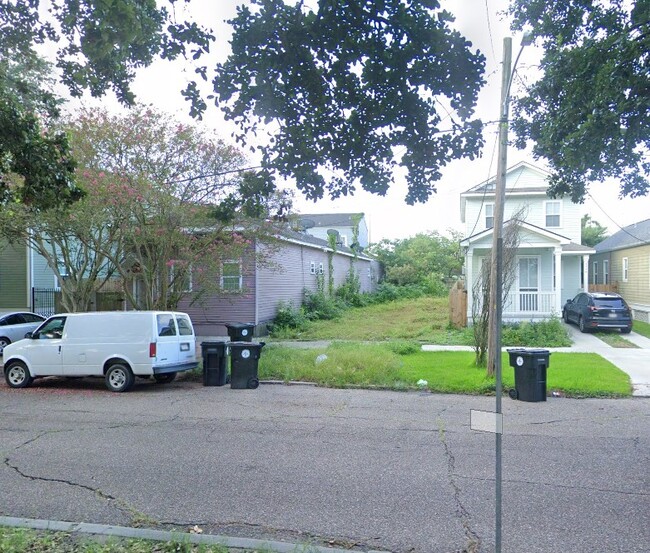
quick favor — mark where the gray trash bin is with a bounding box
[202,341,229,386]
[229,341,265,389]
[507,348,550,402]
[225,322,255,342]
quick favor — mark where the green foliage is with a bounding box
[368,282,427,303]
[215,0,485,204]
[501,317,572,348]
[386,340,422,355]
[510,1,650,200]
[335,268,367,307]
[631,319,650,339]
[368,231,463,293]
[269,301,308,331]
[581,214,609,247]
[303,289,343,321]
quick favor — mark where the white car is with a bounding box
[3,311,197,392]
[0,312,46,355]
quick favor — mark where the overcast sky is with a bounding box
[68,0,650,243]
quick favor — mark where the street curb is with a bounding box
[0,516,389,553]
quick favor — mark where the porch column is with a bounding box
[466,249,474,320]
[582,255,590,292]
[554,247,562,315]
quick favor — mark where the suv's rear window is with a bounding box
[594,298,626,308]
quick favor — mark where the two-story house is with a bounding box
[297,213,369,249]
[460,162,594,321]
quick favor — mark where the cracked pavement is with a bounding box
[0,376,648,552]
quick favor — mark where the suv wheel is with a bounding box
[579,317,588,333]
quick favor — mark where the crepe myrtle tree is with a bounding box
[509,0,650,201]
[214,0,486,205]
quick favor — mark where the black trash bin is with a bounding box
[225,322,255,342]
[229,341,265,389]
[201,341,229,386]
[506,348,550,402]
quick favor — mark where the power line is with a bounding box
[587,190,650,244]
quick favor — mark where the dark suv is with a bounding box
[562,292,632,333]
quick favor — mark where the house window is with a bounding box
[221,261,242,292]
[592,262,598,285]
[170,263,192,292]
[318,262,324,275]
[485,203,494,229]
[622,257,628,282]
[603,260,609,284]
[309,262,316,275]
[545,201,561,227]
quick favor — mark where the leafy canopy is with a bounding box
[214,0,486,205]
[510,0,650,202]
[581,214,609,247]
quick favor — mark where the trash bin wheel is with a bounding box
[247,377,259,389]
[508,388,518,400]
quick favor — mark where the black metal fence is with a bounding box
[31,289,125,316]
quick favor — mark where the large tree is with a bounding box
[510,0,650,202]
[214,0,486,204]
[0,0,213,207]
[581,214,609,247]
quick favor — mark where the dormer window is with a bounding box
[485,203,494,229]
[545,201,561,227]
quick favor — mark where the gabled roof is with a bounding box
[298,213,365,228]
[460,219,572,247]
[461,161,550,195]
[277,226,372,260]
[594,218,650,253]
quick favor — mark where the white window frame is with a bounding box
[622,257,628,282]
[544,200,561,228]
[592,261,598,285]
[318,262,324,275]
[309,261,316,275]
[485,203,494,229]
[221,260,243,292]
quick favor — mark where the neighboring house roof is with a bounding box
[277,227,372,260]
[297,213,364,228]
[594,218,650,253]
[461,161,550,195]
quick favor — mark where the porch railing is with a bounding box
[503,291,557,315]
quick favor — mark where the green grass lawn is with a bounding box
[632,319,650,339]
[259,343,632,398]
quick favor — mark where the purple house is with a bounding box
[179,227,381,337]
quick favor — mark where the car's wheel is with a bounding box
[105,364,135,393]
[0,337,11,355]
[579,317,588,333]
[153,372,176,384]
[5,361,33,389]
[621,326,632,334]
[563,310,570,324]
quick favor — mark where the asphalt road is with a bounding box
[1,376,648,553]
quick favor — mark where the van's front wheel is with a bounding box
[105,364,135,392]
[5,361,33,389]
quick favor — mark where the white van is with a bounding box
[3,311,197,392]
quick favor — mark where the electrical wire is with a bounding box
[587,191,650,244]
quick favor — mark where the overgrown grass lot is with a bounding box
[631,319,650,339]
[261,294,633,397]
[259,342,632,398]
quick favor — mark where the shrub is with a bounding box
[269,301,308,331]
[303,289,343,320]
[421,272,448,297]
[368,282,426,304]
[386,340,422,355]
[502,316,571,347]
[335,269,368,307]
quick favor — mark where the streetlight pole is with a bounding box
[488,34,532,553]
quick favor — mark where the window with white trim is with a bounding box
[318,262,324,275]
[309,261,316,275]
[603,260,609,284]
[485,203,494,229]
[545,201,561,227]
[592,261,598,285]
[622,257,628,282]
[221,260,242,292]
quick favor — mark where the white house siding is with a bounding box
[561,255,583,304]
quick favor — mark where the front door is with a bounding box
[518,257,539,311]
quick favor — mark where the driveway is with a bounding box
[0,379,648,553]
